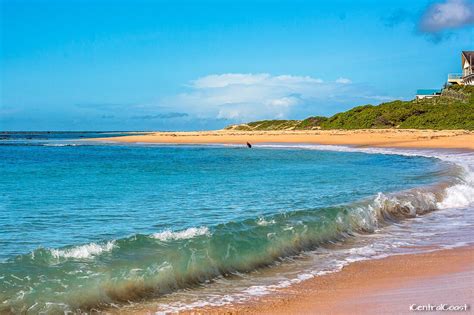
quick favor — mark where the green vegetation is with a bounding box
[225,86,474,131]
[229,120,300,131]
[295,116,328,129]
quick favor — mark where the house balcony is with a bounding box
[447,73,463,84]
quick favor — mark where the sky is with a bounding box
[1,0,473,131]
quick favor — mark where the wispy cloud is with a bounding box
[161,73,393,123]
[336,77,352,84]
[191,73,323,89]
[132,112,189,120]
[419,0,474,33]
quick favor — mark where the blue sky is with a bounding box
[1,0,473,131]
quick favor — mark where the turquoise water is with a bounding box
[0,136,467,313]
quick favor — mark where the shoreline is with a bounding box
[93,129,474,150]
[181,246,473,314]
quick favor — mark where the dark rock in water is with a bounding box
[246,142,252,148]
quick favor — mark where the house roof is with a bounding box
[462,51,474,66]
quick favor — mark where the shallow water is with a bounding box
[0,135,472,314]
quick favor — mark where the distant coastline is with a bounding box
[93,85,474,150]
[93,129,474,151]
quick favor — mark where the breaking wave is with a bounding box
[151,226,210,241]
[49,241,116,259]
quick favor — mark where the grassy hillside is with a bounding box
[225,85,474,131]
[230,120,300,131]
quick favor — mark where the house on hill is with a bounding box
[448,51,474,86]
[461,51,474,85]
[416,51,473,100]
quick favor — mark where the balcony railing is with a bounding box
[448,73,463,80]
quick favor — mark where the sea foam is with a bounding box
[261,144,474,212]
[50,241,116,259]
[151,226,210,241]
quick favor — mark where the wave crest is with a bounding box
[151,226,210,241]
[49,241,116,259]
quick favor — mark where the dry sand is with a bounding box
[183,247,474,315]
[94,129,474,150]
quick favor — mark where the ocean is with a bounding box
[0,132,473,313]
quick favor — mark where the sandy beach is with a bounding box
[95,129,474,150]
[182,246,473,315]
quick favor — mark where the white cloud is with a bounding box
[191,73,323,89]
[420,0,474,32]
[265,96,300,107]
[162,73,392,123]
[192,73,270,88]
[336,77,352,84]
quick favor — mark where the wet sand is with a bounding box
[94,129,474,150]
[184,247,473,314]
